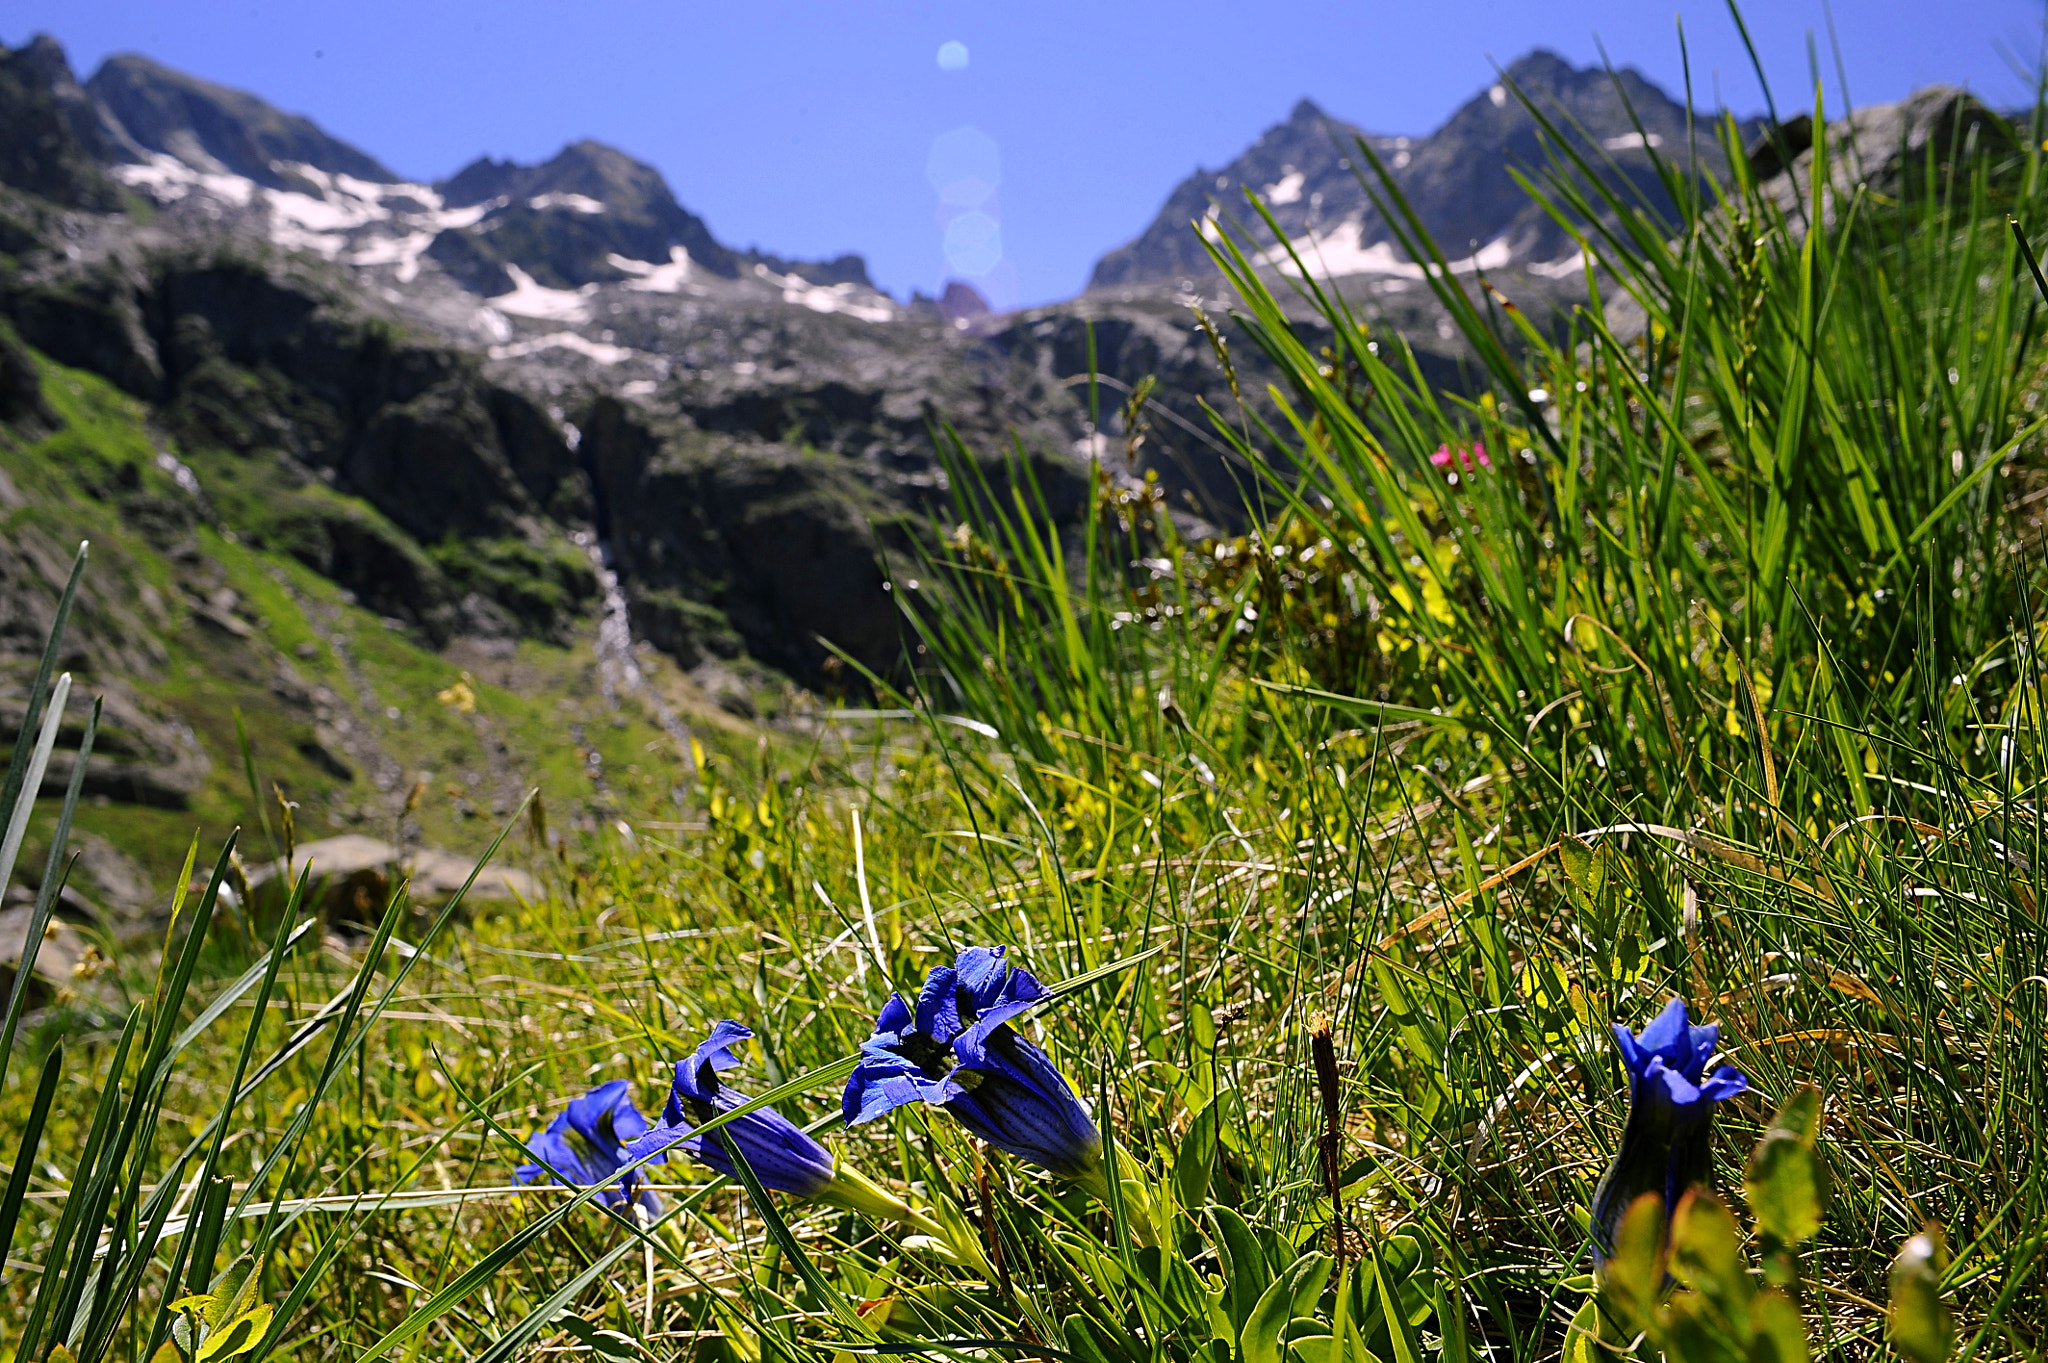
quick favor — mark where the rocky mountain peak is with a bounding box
[443,139,666,211]
[0,34,123,210]
[429,137,740,286]
[85,51,397,187]
[1089,48,1719,293]
[1500,48,1578,85]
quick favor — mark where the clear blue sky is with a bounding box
[8,2,2043,306]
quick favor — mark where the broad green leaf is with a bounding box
[197,1306,271,1362]
[1212,1206,1272,1331]
[1887,1229,1954,1363]
[1372,1248,1423,1363]
[1175,1101,1220,1212]
[1746,1087,1826,1252]
[1290,1334,1338,1363]
[1065,1313,1136,1363]
[1243,1253,1335,1363]
[1663,1291,1747,1363]
[1745,1130,1825,1248]
[1749,1289,1812,1363]
[1559,836,1602,896]
[1561,1299,1605,1363]
[1670,1191,1752,1316]
[1601,1192,1666,1331]
[556,1317,642,1361]
[1434,1277,1471,1363]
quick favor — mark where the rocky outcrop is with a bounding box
[0,319,57,432]
[1752,86,2018,223]
[1091,51,1728,290]
[0,36,124,211]
[580,397,912,680]
[434,139,740,285]
[85,52,398,186]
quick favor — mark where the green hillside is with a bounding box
[1,333,744,906]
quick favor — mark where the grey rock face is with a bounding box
[1751,86,2017,222]
[579,397,909,681]
[1091,50,1725,290]
[85,51,398,186]
[0,35,124,211]
[434,140,740,284]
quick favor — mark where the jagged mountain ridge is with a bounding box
[1091,49,1727,291]
[87,52,399,187]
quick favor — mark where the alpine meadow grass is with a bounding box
[4,36,2047,1363]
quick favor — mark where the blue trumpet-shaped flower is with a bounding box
[844,945,1103,1182]
[514,1079,663,1215]
[626,1021,838,1196]
[1590,997,1749,1267]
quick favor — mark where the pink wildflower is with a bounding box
[1429,440,1490,474]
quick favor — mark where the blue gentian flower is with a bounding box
[627,1021,838,1196]
[514,1079,663,1216]
[1590,997,1749,1268]
[843,946,1104,1182]
[630,1021,981,1261]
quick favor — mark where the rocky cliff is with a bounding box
[1091,50,1728,292]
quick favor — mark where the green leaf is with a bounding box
[1670,1191,1752,1317]
[1433,1275,1471,1363]
[1887,1229,1954,1363]
[1748,1289,1812,1363]
[1243,1254,1334,1363]
[1064,1314,1135,1363]
[1745,1129,1825,1249]
[556,1317,642,1361]
[1746,1089,1826,1296]
[1559,836,1602,896]
[1561,1299,1606,1363]
[1211,1207,1272,1331]
[1371,1247,1423,1363]
[1174,1101,1220,1212]
[1290,1334,1338,1363]
[1601,1192,1667,1332]
[197,1306,271,1362]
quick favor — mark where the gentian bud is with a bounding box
[1590,998,1748,1270]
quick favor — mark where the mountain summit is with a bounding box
[87,52,398,187]
[429,139,741,290]
[1090,50,1721,290]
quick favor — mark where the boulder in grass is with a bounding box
[0,903,114,1009]
[244,833,537,930]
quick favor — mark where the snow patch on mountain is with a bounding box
[112,152,255,207]
[1263,170,1305,204]
[1529,250,1588,279]
[529,192,605,213]
[751,263,895,323]
[1256,219,1513,280]
[488,264,596,322]
[610,247,697,293]
[113,153,503,283]
[489,330,640,364]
